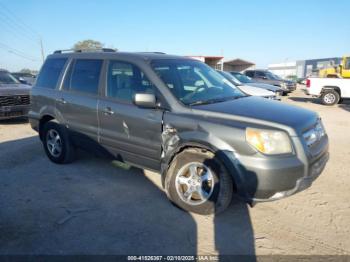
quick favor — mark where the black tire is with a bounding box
[42,121,75,164]
[321,90,340,106]
[165,148,233,215]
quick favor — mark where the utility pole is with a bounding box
[220,48,224,71]
[40,37,45,63]
[284,57,289,79]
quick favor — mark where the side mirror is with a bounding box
[194,80,205,87]
[133,93,157,108]
[260,76,268,80]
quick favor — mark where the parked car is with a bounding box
[217,70,280,100]
[229,71,284,94]
[29,50,329,215]
[12,72,36,85]
[244,69,296,94]
[0,69,31,120]
[305,77,350,105]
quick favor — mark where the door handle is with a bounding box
[56,98,66,104]
[103,107,115,115]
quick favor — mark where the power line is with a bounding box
[8,50,38,61]
[0,42,40,61]
[0,2,41,39]
[0,16,41,46]
[0,9,41,43]
[0,2,44,61]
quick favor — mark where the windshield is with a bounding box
[230,72,254,83]
[217,70,241,85]
[265,71,283,80]
[0,71,20,84]
[151,59,245,106]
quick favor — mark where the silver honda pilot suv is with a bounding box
[29,49,329,214]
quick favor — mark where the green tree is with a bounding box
[73,39,104,51]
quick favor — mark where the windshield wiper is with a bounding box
[188,96,245,106]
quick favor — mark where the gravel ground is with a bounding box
[0,86,349,255]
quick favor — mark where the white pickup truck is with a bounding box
[306,77,350,105]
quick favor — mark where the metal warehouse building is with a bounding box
[188,56,255,72]
[268,57,342,78]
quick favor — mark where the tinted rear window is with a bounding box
[36,58,67,89]
[69,59,102,94]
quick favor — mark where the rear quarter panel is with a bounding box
[29,87,59,120]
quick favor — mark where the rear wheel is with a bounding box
[42,121,76,164]
[321,90,340,106]
[165,148,233,215]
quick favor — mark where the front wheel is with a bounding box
[165,148,233,215]
[321,90,340,106]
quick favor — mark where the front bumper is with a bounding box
[286,84,297,92]
[254,151,329,202]
[0,105,30,120]
[224,137,329,203]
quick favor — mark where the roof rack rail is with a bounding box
[137,52,166,55]
[53,48,117,54]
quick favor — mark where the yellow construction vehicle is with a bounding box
[319,56,350,78]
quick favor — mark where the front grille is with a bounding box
[0,95,30,106]
[0,111,24,118]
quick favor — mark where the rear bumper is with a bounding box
[29,116,39,132]
[28,111,44,139]
[0,105,30,120]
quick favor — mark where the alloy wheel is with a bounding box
[175,162,214,205]
[46,129,62,157]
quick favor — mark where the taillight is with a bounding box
[306,79,310,88]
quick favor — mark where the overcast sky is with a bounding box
[0,0,349,72]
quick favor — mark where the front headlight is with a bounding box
[246,128,292,155]
[303,120,326,147]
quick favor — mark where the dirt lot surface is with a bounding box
[0,86,349,255]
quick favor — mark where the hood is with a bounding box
[247,82,282,92]
[0,83,31,95]
[194,96,317,133]
[238,85,275,97]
